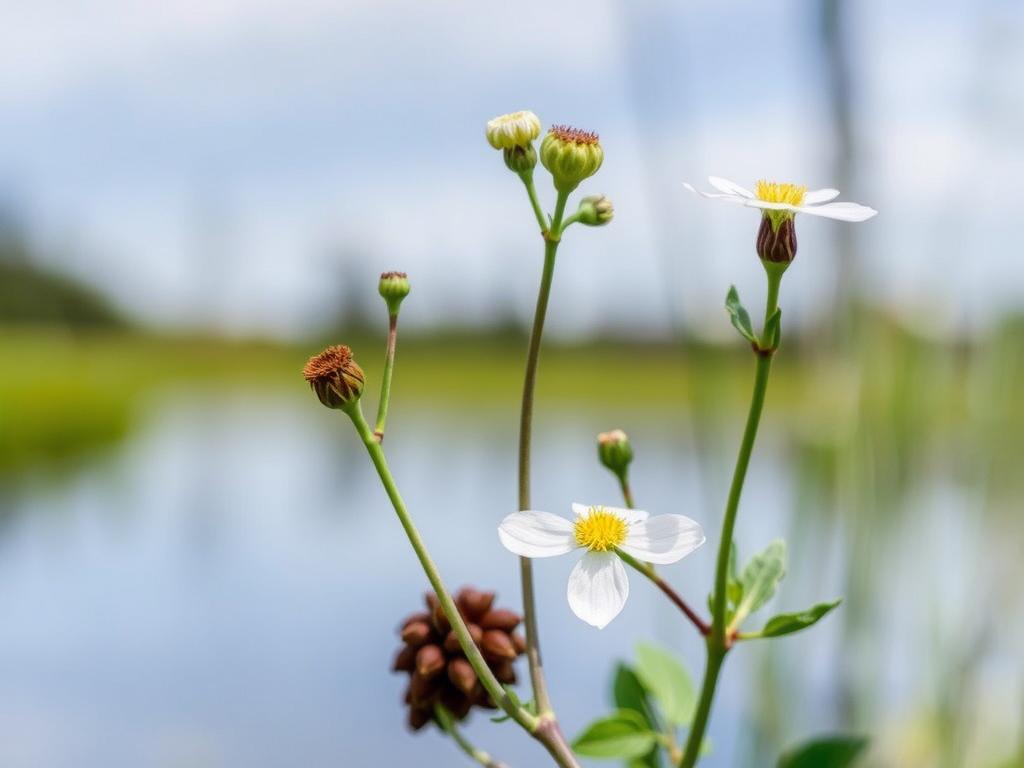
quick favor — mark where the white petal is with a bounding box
[799,201,878,222]
[620,514,705,565]
[743,199,800,212]
[803,188,840,204]
[683,182,746,204]
[566,551,629,629]
[498,511,575,558]
[571,502,648,525]
[708,176,754,198]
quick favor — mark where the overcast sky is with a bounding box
[2,0,1022,338]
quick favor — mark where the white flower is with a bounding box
[684,176,877,222]
[498,503,705,629]
[485,110,541,150]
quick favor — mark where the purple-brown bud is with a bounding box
[479,609,522,632]
[302,345,365,410]
[415,645,446,679]
[481,629,517,661]
[447,658,478,694]
[401,621,432,647]
[756,215,797,263]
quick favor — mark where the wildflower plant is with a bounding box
[303,110,877,767]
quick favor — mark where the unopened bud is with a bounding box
[540,125,603,192]
[392,644,417,672]
[576,195,614,226]
[302,345,364,411]
[486,110,541,151]
[457,589,495,620]
[448,658,478,694]
[756,215,797,264]
[479,609,521,632]
[597,429,633,476]
[400,621,432,647]
[378,271,410,315]
[503,143,537,174]
[415,644,445,679]
[481,629,517,661]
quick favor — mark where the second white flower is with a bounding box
[498,503,705,629]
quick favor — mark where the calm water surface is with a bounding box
[0,388,1019,767]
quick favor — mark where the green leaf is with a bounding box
[732,540,787,628]
[612,664,662,768]
[725,286,757,344]
[764,307,782,350]
[572,710,659,759]
[634,644,696,726]
[777,735,868,768]
[760,600,842,638]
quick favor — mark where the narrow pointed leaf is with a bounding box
[777,735,868,768]
[760,600,842,638]
[725,286,758,343]
[732,539,787,627]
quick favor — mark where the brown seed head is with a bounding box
[302,345,365,410]
[548,125,600,145]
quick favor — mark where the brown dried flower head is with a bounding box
[303,345,365,410]
[392,587,526,731]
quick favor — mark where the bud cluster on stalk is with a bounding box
[392,588,526,731]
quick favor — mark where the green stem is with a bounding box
[435,703,510,768]
[373,312,399,441]
[348,404,581,768]
[347,404,534,730]
[616,548,710,636]
[617,474,635,509]
[678,267,783,768]
[517,188,570,718]
[519,172,549,234]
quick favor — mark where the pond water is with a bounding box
[0,387,1020,767]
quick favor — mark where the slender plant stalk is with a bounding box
[613,472,709,636]
[678,268,783,768]
[616,548,710,636]
[517,188,570,719]
[435,703,510,768]
[347,404,580,768]
[519,172,549,234]
[618,476,636,509]
[373,313,399,441]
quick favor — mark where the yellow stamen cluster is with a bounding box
[755,180,806,207]
[574,507,628,552]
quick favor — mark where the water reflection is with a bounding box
[0,386,1020,767]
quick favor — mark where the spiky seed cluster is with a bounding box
[392,588,526,731]
[540,125,604,192]
[303,345,365,410]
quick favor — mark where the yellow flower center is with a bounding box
[755,180,806,207]
[574,507,628,552]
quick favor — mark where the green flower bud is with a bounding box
[378,270,411,314]
[575,194,614,226]
[303,345,365,411]
[597,429,632,476]
[503,143,537,174]
[486,110,541,150]
[540,125,603,192]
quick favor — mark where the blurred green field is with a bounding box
[2,311,1021,488]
